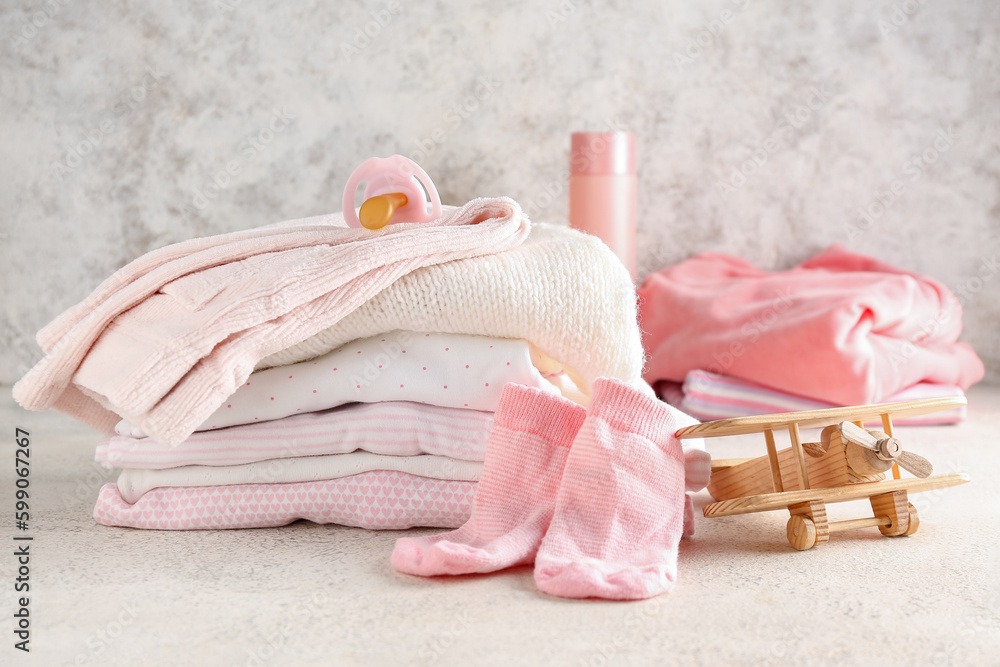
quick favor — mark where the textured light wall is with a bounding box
[2,0,998,385]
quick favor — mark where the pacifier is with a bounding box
[342,155,442,229]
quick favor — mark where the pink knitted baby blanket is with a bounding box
[14,198,529,445]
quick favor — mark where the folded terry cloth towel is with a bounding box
[115,452,483,504]
[16,197,645,446]
[97,402,494,470]
[639,245,984,406]
[114,331,561,439]
[93,472,478,530]
[669,369,967,424]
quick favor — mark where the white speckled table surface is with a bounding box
[1,385,998,666]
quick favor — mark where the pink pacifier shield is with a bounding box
[342,155,442,229]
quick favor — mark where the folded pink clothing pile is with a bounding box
[93,371,709,532]
[14,198,538,444]
[91,331,563,530]
[639,245,984,414]
[16,196,710,531]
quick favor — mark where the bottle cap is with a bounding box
[571,132,635,175]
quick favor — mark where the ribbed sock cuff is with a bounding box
[588,377,682,459]
[494,382,586,446]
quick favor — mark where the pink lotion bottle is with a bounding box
[569,131,637,280]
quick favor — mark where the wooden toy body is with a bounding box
[707,426,885,501]
[676,398,970,551]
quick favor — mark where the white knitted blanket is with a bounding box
[259,220,646,395]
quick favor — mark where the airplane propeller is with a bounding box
[838,421,933,478]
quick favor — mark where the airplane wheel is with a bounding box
[787,515,817,551]
[904,503,920,536]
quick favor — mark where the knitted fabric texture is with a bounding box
[15,198,528,442]
[256,219,644,395]
[391,383,586,576]
[534,377,687,600]
[15,197,646,446]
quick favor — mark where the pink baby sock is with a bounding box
[534,377,687,600]
[391,383,586,576]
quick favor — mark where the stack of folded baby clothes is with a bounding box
[639,244,984,420]
[90,330,564,529]
[90,329,578,529]
[15,197,709,531]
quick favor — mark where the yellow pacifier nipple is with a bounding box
[342,155,441,229]
[358,192,409,230]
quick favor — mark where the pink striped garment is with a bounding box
[96,402,494,470]
[535,377,688,600]
[675,370,967,425]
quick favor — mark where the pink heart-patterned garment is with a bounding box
[92,471,477,531]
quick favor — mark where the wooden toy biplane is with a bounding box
[675,397,970,551]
